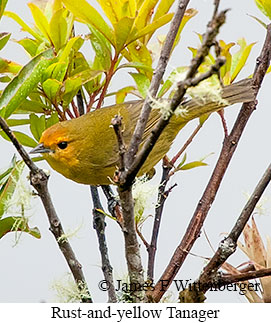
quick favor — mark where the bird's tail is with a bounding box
[179,78,255,122]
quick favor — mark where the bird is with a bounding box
[30,79,254,185]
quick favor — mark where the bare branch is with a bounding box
[147,159,172,281]
[215,268,271,286]
[125,0,191,170]
[170,123,203,167]
[150,24,271,302]
[0,116,92,303]
[90,186,117,303]
[195,162,271,295]
[111,115,126,175]
[122,11,227,188]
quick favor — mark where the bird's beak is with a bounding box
[29,143,53,154]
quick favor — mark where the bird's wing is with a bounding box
[99,100,161,168]
[124,100,161,144]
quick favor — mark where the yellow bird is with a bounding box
[30,79,254,185]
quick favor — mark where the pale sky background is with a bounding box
[0,0,271,303]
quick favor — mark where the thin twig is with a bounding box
[170,123,203,167]
[90,186,117,303]
[87,91,98,113]
[0,116,92,303]
[136,223,150,249]
[212,0,221,20]
[76,89,85,116]
[150,24,271,302]
[65,108,75,119]
[96,54,119,110]
[71,100,80,118]
[187,57,225,86]
[111,115,126,174]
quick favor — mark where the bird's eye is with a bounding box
[57,141,68,150]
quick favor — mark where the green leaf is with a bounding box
[71,52,91,75]
[0,130,38,147]
[96,0,119,24]
[134,0,160,31]
[4,11,45,42]
[62,0,114,44]
[0,58,21,74]
[31,156,44,163]
[0,156,16,188]
[88,26,112,72]
[129,13,173,44]
[6,119,30,127]
[45,112,59,128]
[58,36,84,62]
[152,0,174,22]
[43,61,68,82]
[49,8,68,51]
[0,0,8,20]
[42,78,62,101]
[28,3,51,43]
[0,32,11,50]
[115,86,135,104]
[15,99,48,114]
[248,14,267,28]
[0,216,41,239]
[179,161,208,171]
[70,69,103,85]
[130,72,150,98]
[30,113,46,141]
[219,40,235,81]
[230,39,256,82]
[114,16,135,53]
[254,0,271,19]
[126,40,152,78]
[158,66,187,97]
[172,9,198,50]
[0,48,55,118]
[0,160,24,218]
[0,75,11,83]
[16,38,39,57]
[177,153,187,168]
[116,61,153,72]
[199,113,210,126]
[61,78,82,107]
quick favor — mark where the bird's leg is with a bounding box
[101,185,123,226]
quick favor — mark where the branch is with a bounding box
[150,24,271,302]
[96,54,119,110]
[215,268,271,286]
[111,115,126,175]
[121,14,227,188]
[125,0,191,171]
[111,117,146,302]
[90,186,117,303]
[0,117,92,303]
[195,162,271,294]
[76,89,85,116]
[170,123,203,166]
[147,159,172,281]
